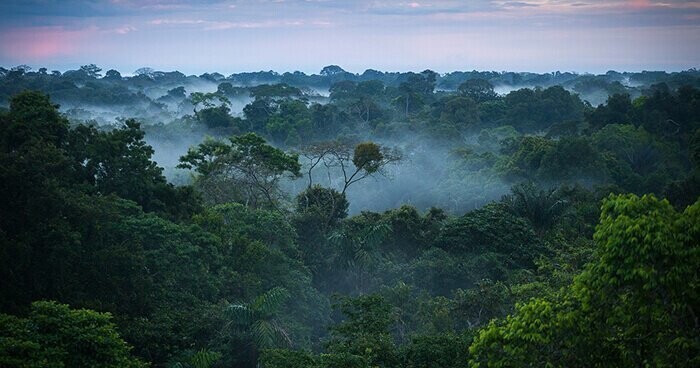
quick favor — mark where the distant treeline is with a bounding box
[2,64,699,108]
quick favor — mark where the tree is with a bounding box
[167,86,187,99]
[586,93,632,129]
[74,120,167,206]
[394,71,436,116]
[259,349,316,368]
[1,90,69,149]
[179,133,301,208]
[133,67,155,77]
[198,105,236,128]
[226,287,292,365]
[329,80,385,126]
[503,86,585,132]
[189,91,232,123]
[260,294,402,368]
[469,194,700,367]
[325,295,399,367]
[265,99,311,145]
[438,202,537,256]
[320,65,346,76]
[296,185,349,226]
[0,301,146,368]
[80,64,102,78]
[436,96,480,130]
[300,140,401,196]
[330,216,391,294]
[172,349,222,368]
[215,82,245,99]
[67,119,200,219]
[402,332,471,368]
[104,69,122,80]
[243,98,276,132]
[496,135,554,181]
[502,182,571,234]
[250,83,303,102]
[344,142,400,194]
[458,79,497,103]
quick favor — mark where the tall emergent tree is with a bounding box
[300,140,401,195]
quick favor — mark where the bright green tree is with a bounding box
[469,194,700,367]
[0,301,147,368]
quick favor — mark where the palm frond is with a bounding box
[226,303,255,325]
[254,287,289,316]
[190,349,221,368]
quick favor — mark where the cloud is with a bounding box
[0,26,90,60]
[501,1,540,7]
[150,19,207,25]
[148,17,323,30]
[114,25,137,34]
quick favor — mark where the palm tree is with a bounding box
[226,287,292,351]
[503,182,571,234]
[172,349,221,368]
[329,221,390,294]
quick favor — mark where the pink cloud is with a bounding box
[0,26,89,60]
[627,0,653,10]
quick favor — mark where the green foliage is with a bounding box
[0,301,146,368]
[1,90,69,148]
[469,194,700,367]
[259,349,317,368]
[250,83,303,101]
[200,202,298,255]
[296,185,349,225]
[502,86,586,132]
[179,133,301,207]
[227,287,292,349]
[438,202,537,256]
[402,332,472,368]
[458,78,497,103]
[171,349,222,368]
[190,91,230,111]
[380,205,436,258]
[437,96,480,128]
[330,214,392,294]
[539,136,605,180]
[586,93,633,128]
[1,74,698,368]
[690,128,700,169]
[353,142,384,173]
[502,182,571,233]
[189,349,221,368]
[326,295,399,368]
[496,135,554,180]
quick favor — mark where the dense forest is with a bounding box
[1,65,699,367]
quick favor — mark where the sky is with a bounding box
[0,0,699,75]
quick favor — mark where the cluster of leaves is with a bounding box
[0,301,146,368]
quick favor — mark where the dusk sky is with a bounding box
[1,0,699,75]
